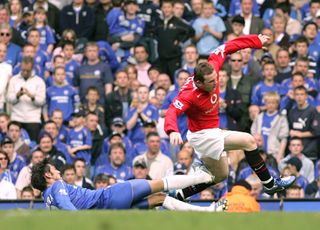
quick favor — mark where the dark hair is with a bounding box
[233,180,252,191]
[115,70,128,79]
[44,120,58,129]
[176,69,190,79]
[194,62,214,83]
[262,60,276,70]
[289,137,303,145]
[74,158,86,166]
[108,143,126,155]
[134,43,148,54]
[0,112,9,120]
[21,56,34,67]
[0,150,10,169]
[294,85,308,93]
[295,36,309,46]
[7,120,22,130]
[31,158,52,192]
[27,27,40,37]
[295,56,309,64]
[276,47,289,58]
[161,0,174,7]
[146,131,160,140]
[155,86,166,93]
[61,164,75,175]
[303,21,318,32]
[292,71,304,79]
[148,66,161,74]
[61,40,76,49]
[53,54,64,63]
[85,111,98,118]
[94,173,109,184]
[21,186,34,194]
[276,2,291,14]
[38,131,54,143]
[86,86,100,95]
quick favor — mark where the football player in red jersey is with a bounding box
[164,34,295,199]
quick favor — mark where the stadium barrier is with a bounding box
[1,199,320,211]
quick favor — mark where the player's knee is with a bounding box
[244,134,257,151]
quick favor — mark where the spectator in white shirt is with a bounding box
[0,42,12,112]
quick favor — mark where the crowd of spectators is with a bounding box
[0,0,320,203]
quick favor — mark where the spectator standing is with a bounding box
[0,42,12,112]
[73,42,113,104]
[60,0,95,39]
[6,57,46,142]
[74,158,94,189]
[0,22,21,66]
[192,0,226,57]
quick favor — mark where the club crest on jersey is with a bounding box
[210,94,218,104]
[211,44,226,58]
[173,99,184,110]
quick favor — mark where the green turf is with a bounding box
[1,211,319,230]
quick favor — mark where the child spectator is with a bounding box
[33,7,55,54]
[20,186,35,200]
[62,41,80,80]
[251,92,289,162]
[67,110,92,165]
[45,55,73,86]
[45,66,80,122]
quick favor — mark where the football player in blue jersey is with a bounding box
[31,158,227,211]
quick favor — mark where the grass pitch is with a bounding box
[1,210,319,230]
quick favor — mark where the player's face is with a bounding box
[0,43,6,62]
[8,125,20,142]
[199,71,217,93]
[2,143,14,157]
[289,140,303,155]
[48,164,62,181]
[31,151,45,165]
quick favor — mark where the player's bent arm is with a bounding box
[52,181,78,211]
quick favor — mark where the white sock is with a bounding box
[162,196,215,212]
[162,171,213,191]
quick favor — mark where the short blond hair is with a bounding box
[263,91,280,103]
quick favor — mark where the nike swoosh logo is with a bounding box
[254,165,264,171]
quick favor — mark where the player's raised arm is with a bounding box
[208,34,269,70]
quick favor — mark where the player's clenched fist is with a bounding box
[169,132,183,145]
[258,34,269,45]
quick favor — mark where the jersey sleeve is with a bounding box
[52,181,77,211]
[164,94,191,135]
[208,35,263,72]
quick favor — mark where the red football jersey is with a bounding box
[164,35,262,134]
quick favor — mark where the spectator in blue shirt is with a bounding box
[192,0,226,57]
[0,150,16,184]
[1,136,26,183]
[126,85,159,144]
[94,142,132,182]
[73,42,113,104]
[61,41,80,81]
[251,61,282,111]
[67,110,92,165]
[0,22,21,66]
[33,7,55,54]
[45,66,80,122]
[51,109,69,144]
[45,55,73,87]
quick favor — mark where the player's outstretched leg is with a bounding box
[224,131,295,194]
